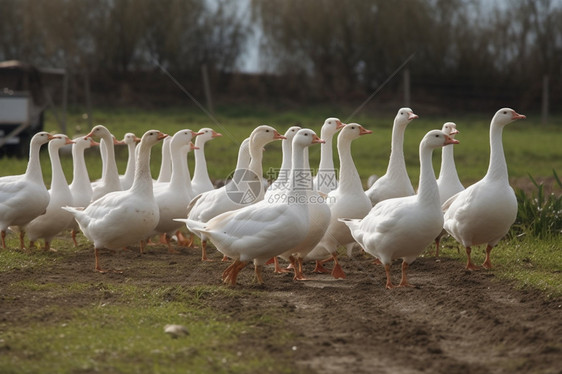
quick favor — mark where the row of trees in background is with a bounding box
[1,0,561,113]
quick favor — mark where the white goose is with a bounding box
[90,126,123,201]
[443,108,525,270]
[68,135,97,246]
[177,128,323,285]
[62,130,167,272]
[156,136,172,184]
[119,132,141,190]
[191,128,222,196]
[434,122,463,256]
[184,125,285,261]
[0,132,56,249]
[276,133,331,280]
[264,125,301,202]
[313,118,345,194]
[27,134,76,251]
[365,108,418,206]
[341,130,458,289]
[151,129,199,252]
[304,123,373,279]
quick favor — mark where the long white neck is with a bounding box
[157,138,172,183]
[438,144,460,184]
[279,137,293,171]
[25,141,45,184]
[337,136,362,193]
[100,135,121,188]
[71,145,92,193]
[169,144,193,197]
[484,124,508,182]
[123,142,136,183]
[386,123,408,178]
[289,143,310,197]
[318,130,335,171]
[192,137,211,186]
[235,141,251,171]
[417,144,439,204]
[129,141,155,196]
[48,143,69,192]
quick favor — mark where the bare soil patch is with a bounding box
[1,239,561,374]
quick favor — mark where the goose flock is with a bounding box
[0,108,525,288]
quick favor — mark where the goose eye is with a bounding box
[503,111,507,114]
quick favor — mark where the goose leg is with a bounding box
[398,261,414,287]
[254,264,265,284]
[384,263,395,289]
[434,237,441,257]
[273,257,291,274]
[223,259,247,285]
[482,245,493,269]
[465,246,479,270]
[294,257,308,281]
[94,247,106,273]
[71,229,79,247]
[19,230,26,250]
[331,254,346,279]
[1,230,6,249]
[201,240,213,261]
[313,259,331,273]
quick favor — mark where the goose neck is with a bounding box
[25,142,45,184]
[485,124,508,182]
[318,133,334,170]
[289,144,311,196]
[72,146,92,190]
[439,144,458,181]
[169,145,193,196]
[387,124,407,175]
[123,142,136,181]
[101,135,120,182]
[417,145,439,204]
[337,137,361,192]
[129,142,154,196]
[48,144,68,191]
[192,140,208,181]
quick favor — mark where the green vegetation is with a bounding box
[0,106,560,372]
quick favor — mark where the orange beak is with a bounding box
[212,130,222,138]
[444,136,460,145]
[190,142,199,151]
[512,111,526,120]
[312,135,326,144]
[359,126,373,135]
[408,112,419,120]
[65,137,75,145]
[336,120,346,130]
[273,131,287,140]
[158,132,169,141]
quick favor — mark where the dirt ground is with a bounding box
[1,238,561,374]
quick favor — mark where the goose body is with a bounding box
[0,132,55,249]
[63,130,167,272]
[90,126,123,201]
[26,135,76,250]
[341,130,458,288]
[313,118,345,194]
[191,128,222,196]
[443,108,525,270]
[151,129,199,251]
[178,128,322,285]
[304,123,373,278]
[68,135,97,246]
[185,125,285,260]
[366,108,417,206]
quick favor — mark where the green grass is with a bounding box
[437,236,562,298]
[0,281,293,374]
[1,105,560,189]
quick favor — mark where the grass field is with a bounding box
[1,105,560,373]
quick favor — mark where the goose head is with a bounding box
[250,125,286,148]
[422,129,459,150]
[49,134,75,150]
[122,132,141,145]
[338,123,372,142]
[72,135,97,151]
[441,122,459,138]
[31,131,58,147]
[492,108,526,128]
[321,118,345,138]
[293,128,325,148]
[394,107,418,128]
[196,128,222,143]
[171,129,199,151]
[85,125,114,142]
[284,126,302,142]
[140,130,168,147]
